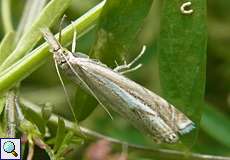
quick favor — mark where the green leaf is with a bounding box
[78,0,154,120]
[1,0,14,33]
[71,136,84,145]
[0,0,72,71]
[201,103,230,148]
[74,87,98,121]
[16,0,47,41]
[158,0,207,143]
[0,32,15,64]
[41,102,53,123]
[55,131,75,158]
[22,107,46,135]
[55,131,83,159]
[0,96,5,115]
[54,117,66,152]
[91,0,154,65]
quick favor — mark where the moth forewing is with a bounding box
[71,57,195,134]
[67,57,193,143]
[41,28,195,144]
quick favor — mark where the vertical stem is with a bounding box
[27,141,35,160]
[1,0,14,33]
[5,90,17,137]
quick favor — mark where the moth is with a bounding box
[41,28,195,143]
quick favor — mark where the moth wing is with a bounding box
[85,63,195,135]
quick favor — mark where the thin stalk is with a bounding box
[20,98,230,160]
[0,0,106,94]
[5,90,17,137]
[27,142,35,160]
[1,0,14,33]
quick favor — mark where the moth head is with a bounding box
[53,48,70,67]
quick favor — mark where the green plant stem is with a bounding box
[1,0,14,33]
[5,90,17,137]
[0,0,105,94]
[20,98,230,160]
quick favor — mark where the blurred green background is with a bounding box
[0,0,230,159]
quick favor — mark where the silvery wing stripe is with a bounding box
[68,56,195,135]
[62,56,179,143]
[71,63,178,143]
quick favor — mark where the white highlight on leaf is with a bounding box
[180,2,194,15]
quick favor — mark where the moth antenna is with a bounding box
[71,21,77,53]
[54,60,80,126]
[58,15,67,45]
[61,52,114,120]
[120,64,142,74]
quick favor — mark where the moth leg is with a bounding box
[119,64,143,74]
[114,59,142,75]
[114,45,146,74]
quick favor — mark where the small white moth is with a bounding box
[41,28,195,143]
